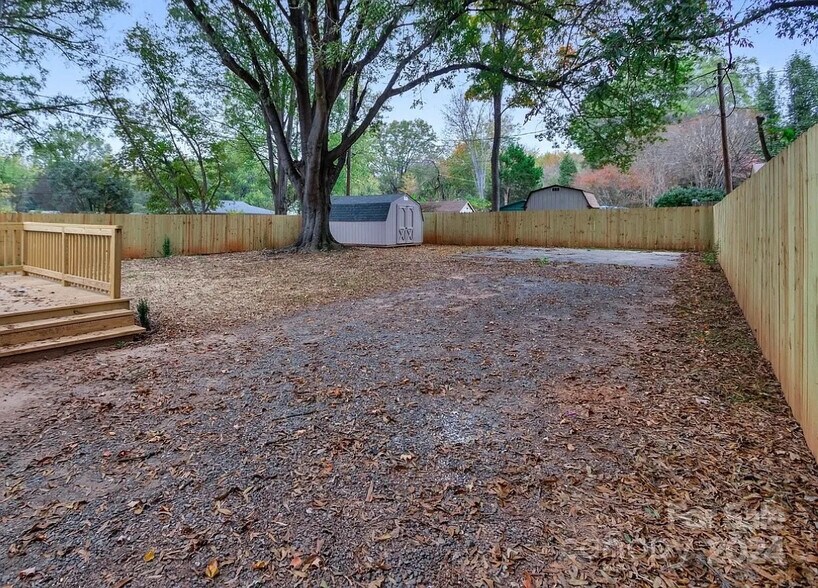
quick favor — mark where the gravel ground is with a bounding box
[1,247,816,587]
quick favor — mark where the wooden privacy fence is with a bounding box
[0,213,301,259]
[424,207,714,251]
[0,207,714,256]
[0,222,123,298]
[714,125,818,458]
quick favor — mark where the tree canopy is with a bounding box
[0,0,123,135]
[3,0,818,232]
[499,143,542,203]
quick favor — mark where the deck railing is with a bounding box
[0,222,23,272]
[0,222,122,298]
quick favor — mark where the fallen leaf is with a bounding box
[205,559,219,578]
[252,560,268,570]
[143,549,155,562]
[128,500,145,515]
[214,502,233,516]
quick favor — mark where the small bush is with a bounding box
[136,298,150,330]
[537,256,550,266]
[654,187,724,208]
[703,244,720,268]
[161,236,172,257]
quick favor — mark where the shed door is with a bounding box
[397,206,415,243]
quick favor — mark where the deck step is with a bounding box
[0,299,132,326]
[0,309,136,346]
[0,325,145,362]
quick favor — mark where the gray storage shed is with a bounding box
[329,194,423,246]
[526,185,600,210]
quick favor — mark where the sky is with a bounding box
[31,2,818,153]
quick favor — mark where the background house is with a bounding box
[212,200,274,214]
[420,200,474,214]
[330,194,423,246]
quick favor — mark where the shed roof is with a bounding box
[330,194,412,222]
[499,200,526,212]
[529,185,600,209]
[420,199,473,213]
[212,200,274,214]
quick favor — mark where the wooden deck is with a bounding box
[0,275,144,363]
[0,274,110,314]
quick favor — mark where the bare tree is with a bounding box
[443,95,491,201]
[632,108,761,197]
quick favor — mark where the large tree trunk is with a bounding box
[275,159,288,214]
[292,112,342,252]
[295,181,336,251]
[490,85,503,212]
[262,120,288,215]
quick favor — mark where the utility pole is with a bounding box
[717,62,733,193]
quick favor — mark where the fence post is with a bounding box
[109,227,122,299]
[20,224,27,275]
[61,226,68,285]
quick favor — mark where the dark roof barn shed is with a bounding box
[329,194,423,246]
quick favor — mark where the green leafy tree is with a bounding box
[786,53,818,134]
[755,68,792,158]
[0,152,36,211]
[437,142,483,202]
[558,155,578,185]
[0,0,123,135]
[679,56,760,116]
[21,126,132,212]
[174,0,818,245]
[499,143,542,204]
[177,0,489,249]
[654,186,724,208]
[176,0,747,249]
[30,127,110,168]
[372,120,439,193]
[214,138,274,209]
[222,69,297,214]
[26,159,134,213]
[331,131,379,197]
[91,25,224,213]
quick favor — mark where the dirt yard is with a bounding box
[1,247,817,587]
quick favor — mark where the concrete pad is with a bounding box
[466,247,682,268]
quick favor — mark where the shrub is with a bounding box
[161,236,172,257]
[136,298,150,330]
[654,187,724,208]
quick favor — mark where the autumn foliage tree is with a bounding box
[574,166,650,207]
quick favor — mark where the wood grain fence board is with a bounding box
[4,210,712,254]
[714,124,818,459]
[422,207,713,251]
[0,213,303,259]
